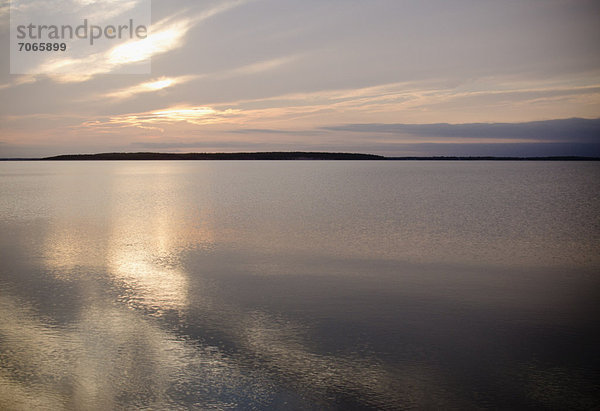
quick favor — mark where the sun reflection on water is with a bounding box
[104,165,215,312]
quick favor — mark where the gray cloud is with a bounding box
[227,128,325,136]
[127,118,600,158]
[322,118,600,143]
[383,143,600,158]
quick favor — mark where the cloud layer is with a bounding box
[1,0,599,157]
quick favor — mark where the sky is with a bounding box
[0,0,599,158]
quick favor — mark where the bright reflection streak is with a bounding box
[37,163,216,312]
[108,253,189,312]
[105,163,214,312]
[107,215,188,311]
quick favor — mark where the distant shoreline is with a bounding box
[1,152,599,161]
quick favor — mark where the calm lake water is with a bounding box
[0,161,599,410]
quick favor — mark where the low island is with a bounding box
[0,152,598,161]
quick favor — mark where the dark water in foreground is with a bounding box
[0,161,599,409]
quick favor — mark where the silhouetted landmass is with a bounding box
[1,152,598,161]
[40,152,385,161]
